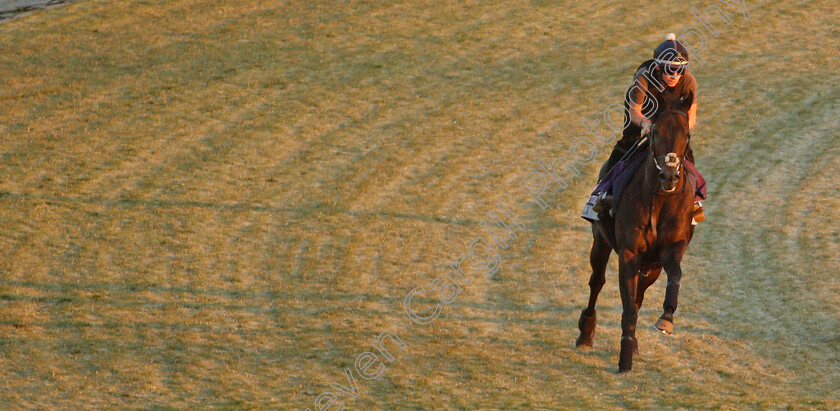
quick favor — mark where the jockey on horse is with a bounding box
[590,33,706,223]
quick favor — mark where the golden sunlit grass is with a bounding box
[0,0,838,408]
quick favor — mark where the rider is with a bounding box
[599,33,705,222]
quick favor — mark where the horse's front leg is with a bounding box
[576,229,611,348]
[635,267,661,311]
[618,250,640,372]
[655,241,688,335]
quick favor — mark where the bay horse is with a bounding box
[576,92,697,372]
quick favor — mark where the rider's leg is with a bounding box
[593,136,637,213]
[590,127,639,214]
[683,141,706,223]
[604,135,637,175]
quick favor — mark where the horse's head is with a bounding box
[650,91,693,192]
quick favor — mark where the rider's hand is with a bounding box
[640,119,652,136]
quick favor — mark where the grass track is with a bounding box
[0,0,838,408]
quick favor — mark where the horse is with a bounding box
[575,92,697,372]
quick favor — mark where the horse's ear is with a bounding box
[680,91,694,113]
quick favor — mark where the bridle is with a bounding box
[647,109,690,195]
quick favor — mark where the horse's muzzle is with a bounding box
[658,170,680,192]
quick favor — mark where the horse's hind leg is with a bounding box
[576,229,611,348]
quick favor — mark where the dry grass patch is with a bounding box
[0,0,837,408]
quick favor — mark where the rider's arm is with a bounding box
[628,76,653,134]
[688,100,697,129]
[629,103,652,134]
[685,71,698,130]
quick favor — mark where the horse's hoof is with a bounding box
[575,335,593,348]
[618,336,637,371]
[576,309,597,348]
[655,317,674,335]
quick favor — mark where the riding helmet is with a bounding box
[653,33,690,75]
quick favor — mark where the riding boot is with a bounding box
[693,202,705,223]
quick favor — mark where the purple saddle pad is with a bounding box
[592,151,647,214]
